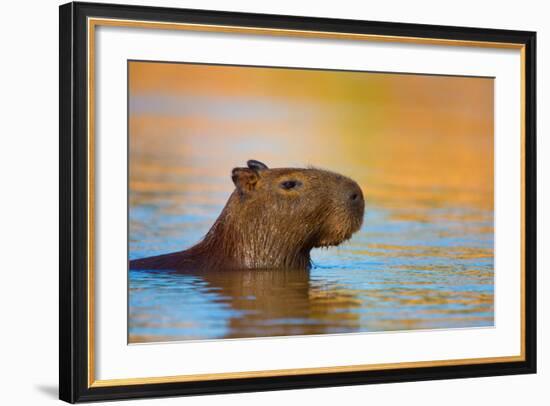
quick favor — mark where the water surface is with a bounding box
[129,192,493,343]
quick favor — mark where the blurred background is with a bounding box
[128,61,494,343]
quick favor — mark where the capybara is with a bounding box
[130,160,365,271]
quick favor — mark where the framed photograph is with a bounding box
[59,1,537,403]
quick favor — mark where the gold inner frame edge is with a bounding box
[86,17,527,388]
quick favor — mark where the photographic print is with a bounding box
[128,61,494,344]
[60,3,535,401]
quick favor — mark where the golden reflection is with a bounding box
[365,244,493,259]
[202,269,361,339]
[129,62,493,213]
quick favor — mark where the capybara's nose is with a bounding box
[347,183,364,204]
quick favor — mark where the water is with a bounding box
[128,62,494,343]
[129,197,493,343]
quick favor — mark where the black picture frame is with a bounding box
[59,1,537,403]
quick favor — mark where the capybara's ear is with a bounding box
[231,168,259,193]
[247,160,268,171]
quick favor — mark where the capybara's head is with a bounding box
[231,160,364,248]
[202,159,364,269]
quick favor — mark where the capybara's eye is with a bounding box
[280,180,301,190]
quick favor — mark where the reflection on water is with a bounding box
[128,62,494,343]
[129,202,493,342]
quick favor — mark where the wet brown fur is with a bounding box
[130,161,365,271]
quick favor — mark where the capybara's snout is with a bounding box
[340,178,365,227]
[345,180,364,206]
